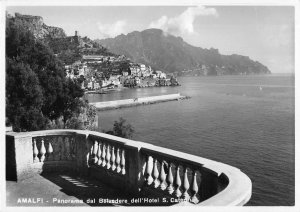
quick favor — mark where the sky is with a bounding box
[6,6,295,73]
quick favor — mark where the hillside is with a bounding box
[8,13,114,64]
[97,29,271,75]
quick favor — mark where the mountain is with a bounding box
[97,28,271,75]
[12,13,66,40]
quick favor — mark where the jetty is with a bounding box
[90,93,188,111]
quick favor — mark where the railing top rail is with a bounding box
[199,169,252,206]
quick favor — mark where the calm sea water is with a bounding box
[86,74,295,206]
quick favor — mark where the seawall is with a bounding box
[90,93,189,111]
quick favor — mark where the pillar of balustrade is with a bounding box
[152,159,160,188]
[33,139,39,163]
[75,132,90,176]
[47,142,53,161]
[145,156,153,185]
[97,142,102,166]
[167,163,174,194]
[7,134,38,180]
[111,146,116,171]
[159,161,167,190]
[120,142,142,194]
[65,137,71,160]
[191,171,200,204]
[39,139,46,162]
[58,137,65,161]
[116,148,121,173]
[182,167,190,200]
[70,137,76,159]
[106,145,111,169]
[101,144,106,167]
[174,165,182,197]
[121,149,126,175]
[92,141,98,164]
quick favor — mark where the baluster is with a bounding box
[183,167,190,200]
[106,145,111,169]
[160,161,167,190]
[92,141,98,163]
[90,143,94,155]
[101,144,106,167]
[116,148,121,173]
[47,141,53,160]
[33,139,39,163]
[174,165,182,197]
[97,142,102,166]
[40,139,46,162]
[121,149,126,175]
[145,156,153,185]
[167,163,174,194]
[152,159,160,188]
[191,171,200,204]
[88,139,93,162]
[111,146,116,171]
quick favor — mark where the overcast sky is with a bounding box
[7,6,294,73]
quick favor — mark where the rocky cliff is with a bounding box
[14,13,66,40]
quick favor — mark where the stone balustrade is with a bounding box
[6,129,252,206]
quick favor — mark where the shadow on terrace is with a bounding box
[7,171,171,206]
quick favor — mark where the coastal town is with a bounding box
[64,31,180,92]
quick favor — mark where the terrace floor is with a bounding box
[7,172,131,206]
[6,172,181,207]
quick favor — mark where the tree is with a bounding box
[6,58,47,131]
[6,14,85,131]
[112,117,134,139]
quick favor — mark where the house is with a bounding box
[155,71,162,77]
[66,70,75,79]
[134,76,141,85]
[78,66,85,76]
[100,79,109,88]
[122,71,129,77]
[94,82,100,90]
[108,75,121,86]
[160,73,166,79]
[87,81,93,90]
[140,64,146,71]
[142,69,151,77]
[150,74,157,79]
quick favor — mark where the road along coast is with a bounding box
[89,93,190,111]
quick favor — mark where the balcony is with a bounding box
[6,130,252,206]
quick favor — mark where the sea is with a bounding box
[86,74,295,206]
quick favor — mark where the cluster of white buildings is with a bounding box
[65,55,169,90]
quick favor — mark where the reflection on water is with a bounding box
[86,74,295,206]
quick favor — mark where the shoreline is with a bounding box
[89,93,190,111]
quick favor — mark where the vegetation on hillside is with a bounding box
[6,13,135,138]
[6,15,86,131]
